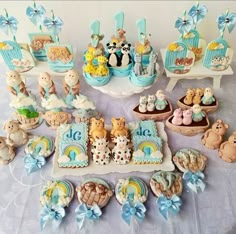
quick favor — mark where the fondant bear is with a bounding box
[172,108,183,126]
[201,119,228,149]
[193,88,204,105]
[219,132,236,163]
[3,120,28,147]
[106,42,120,67]
[89,118,107,143]
[111,117,129,139]
[184,88,195,105]
[183,109,193,125]
[120,43,132,66]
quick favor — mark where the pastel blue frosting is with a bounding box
[83,71,111,87]
[180,29,200,48]
[58,161,88,168]
[129,70,157,87]
[109,63,133,77]
[129,120,158,137]
[45,43,75,72]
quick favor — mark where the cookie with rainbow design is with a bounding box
[115,177,148,204]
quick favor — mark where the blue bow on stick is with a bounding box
[43,16,63,36]
[175,17,193,35]
[157,194,182,220]
[75,203,102,230]
[26,4,46,26]
[183,171,206,193]
[217,11,236,35]
[0,15,18,36]
[24,154,46,175]
[121,200,146,225]
[188,3,208,25]
[40,205,65,230]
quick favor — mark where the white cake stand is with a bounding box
[160,49,234,92]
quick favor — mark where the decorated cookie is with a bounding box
[56,123,89,168]
[203,10,235,71]
[92,138,111,165]
[166,107,210,136]
[3,120,28,147]
[39,180,74,230]
[89,117,107,143]
[201,119,228,149]
[0,9,35,72]
[26,1,55,61]
[111,117,129,139]
[177,87,218,113]
[219,132,236,163]
[0,136,16,165]
[150,171,183,219]
[75,178,113,229]
[24,136,55,174]
[129,120,163,164]
[112,136,131,165]
[115,177,147,225]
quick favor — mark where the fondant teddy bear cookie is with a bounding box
[219,132,236,163]
[111,117,129,139]
[183,88,195,105]
[3,120,28,147]
[0,136,16,165]
[89,118,107,143]
[201,119,228,149]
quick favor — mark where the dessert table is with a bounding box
[0,60,236,234]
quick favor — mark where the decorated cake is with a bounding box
[133,90,173,121]
[166,105,210,136]
[177,87,218,113]
[129,120,163,164]
[0,9,35,72]
[56,123,89,168]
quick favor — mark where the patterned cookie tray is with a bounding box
[52,122,174,177]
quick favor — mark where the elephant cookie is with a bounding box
[173,148,207,172]
[150,171,183,198]
[76,178,113,208]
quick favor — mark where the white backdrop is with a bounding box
[0,1,236,57]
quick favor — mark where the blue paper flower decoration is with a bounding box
[188,3,208,25]
[217,10,236,35]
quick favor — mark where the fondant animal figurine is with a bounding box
[95,56,109,76]
[112,136,131,165]
[147,95,156,112]
[111,117,129,139]
[91,138,111,165]
[106,42,120,67]
[133,53,143,76]
[120,43,132,66]
[184,88,195,105]
[138,96,147,113]
[192,104,205,122]
[172,108,183,126]
[155,90,168,110]
[43,111,71,129]
[0,136,15,165]
[201,87,215,105]
[3,120,28,147]
[211,56,230,71]
[38,72,56,99]
[135,33,151,54]
[63,69,80,107]
[7,71,29,97]
[193,88,204,105]
[83,52,96,75]
[182,109,193,125]
[219,132,236,163]
[201,119,229,149]
[89,117,107,143]
[147,51,157,76]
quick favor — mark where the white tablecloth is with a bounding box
[0,60,236,234]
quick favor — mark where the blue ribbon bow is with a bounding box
[75,203,102,230]
[157,194,182,220]
[175,17,193,35]
[0,15,18,36]
[43,16,64,36]
[121,200,146,225]
[183,171,206,193]
[24,154,46,175]
[26,5,46,27]
[40,205,65,230]
[188,3,208,25]
[217,11,236,35]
